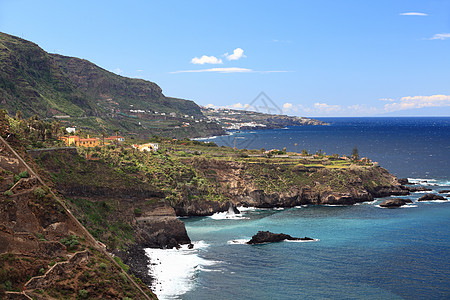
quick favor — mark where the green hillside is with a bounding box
[0,32,224,138]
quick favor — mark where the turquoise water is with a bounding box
[181,198,449,299]
[149,118,450,299]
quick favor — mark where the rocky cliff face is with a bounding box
[173,158,407,215]
[0,137,155,299]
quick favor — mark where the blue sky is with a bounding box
[1,0,450,117]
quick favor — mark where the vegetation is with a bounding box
[60,235,81,251]
[352,146,360,161]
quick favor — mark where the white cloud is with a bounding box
[170,68,290,74]
[379,98,395,102]
[399,12,428,16]
[114,68,123,75]
[384,95,450,112]
[204,103,250,110]
[429,33,450,40]
[283,103,293,109]
[313,102,342,113]
[347,104,380,114]
[137,69,143,72]
[230,103,244,109]
[224,48,246,61]
[171,67,251,74]
[273,39,292,43]
[191,55,223,65]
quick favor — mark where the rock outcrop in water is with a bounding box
[247,231,314,244]
[379,198,413,208]
[405,186,432,193]
[418,194,447,201]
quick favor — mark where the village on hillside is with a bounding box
[59,129,159,152]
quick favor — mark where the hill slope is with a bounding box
[0,31,223,138]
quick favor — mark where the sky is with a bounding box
[1,0,450,117]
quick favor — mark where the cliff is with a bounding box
[173,157,406,215]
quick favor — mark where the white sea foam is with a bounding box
[356,200,378,206]
[227,239,249,245]
[209,211,249,220]
[285,238,319,242]
[146,241,218,300]
[294,205,308,208]
[400,205,418,208]
[236,206,258,212]
[406,178,449,186]
[407,178,437,184]
[375,204,418,209]
[273,207,285,210]
[419,199,449,203]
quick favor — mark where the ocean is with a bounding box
[146,117,450,299]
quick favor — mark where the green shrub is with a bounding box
[99,263,107,271]
[18,171,29,178]
[3,190,13,196]
[36,233,47,241]
[119,272,128,282]
[78,289,88,299]
[33,187,46,199]
[113,256,129,272]
[60,235,80,251]
[13,174,20,183]
[3,280,12,291]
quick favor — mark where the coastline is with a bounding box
[149,177,449,299]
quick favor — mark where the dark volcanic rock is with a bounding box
[135,204,191,249]
[114,245,153,286]
[398,178,410,185]
[227,203,240,215]
[379,198,413,208]
[370,186,410,197]
[438,190,450,194]
[247,231,314,244]
[174,200,228,216]
[418,194,447,201]
[406,186,432,193]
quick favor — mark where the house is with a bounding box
[132,143,159,152]
[59,135,124,147]
[104,136,125,143]
[60,136,100,147]
[66,127,76,134]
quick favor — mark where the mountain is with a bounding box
[0,31,224,138]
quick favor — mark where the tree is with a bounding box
[351,146,359,161]
[0,109,10,137]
